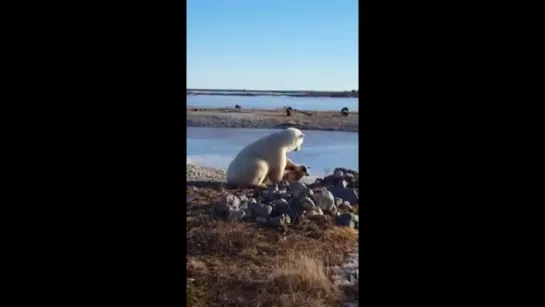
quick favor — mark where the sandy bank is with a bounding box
[186,107,359,132]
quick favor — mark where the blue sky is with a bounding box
[187,0,358,91]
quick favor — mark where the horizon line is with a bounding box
[187,88,358,93]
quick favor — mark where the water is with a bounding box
[187,95,359,112]
[187,127,359,178]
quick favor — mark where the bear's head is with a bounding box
[282,127,305,152]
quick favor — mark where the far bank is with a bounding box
[186,108,359,132]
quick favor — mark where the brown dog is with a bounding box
[264,159,310,184]
[281,164,310,182]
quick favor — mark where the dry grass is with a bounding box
[186,186,359,307]
[266,252,339,303]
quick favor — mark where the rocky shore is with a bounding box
[186,163,227,182]
[186,107,359,132]
[209,167,359,228]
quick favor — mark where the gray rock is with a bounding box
[260,191,272,202]
[323,175,336,186]
[345,173,355,180]
[314,189,336,212]
[306,210,319,217]
[246,198,258,208]
[300,197,316,211]
[335,197,344,206]
[227,208,246,221]
[278,180,290,190]
[339,201,353,211]
[334,170,344,178]
[272,198,289,206]
[268,214,291,227]
[329,205,338,215]
[238,194,249,202]
[316,206,324,215]
[239,201,249,209]
[337,179,348,188]
[288,197,306,220]
[281,192,291,199]
[336,213,356,228]
[268,183,279,192]
[289,182,308,198]
[328,186,358,205]
[334,168,348,174]
[272,199,291,216]
[272,197,305,221]
[250,202,273,217]
[255,216,268,223]
[262,190,282,202]
[307,214,328,222]
[242,208,252,217]
[306,206,324,216]
[216,194,240,212]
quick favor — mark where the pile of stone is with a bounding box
[214,177,359,229]
[312,168,359,189]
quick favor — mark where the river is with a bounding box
[187,127,359,177]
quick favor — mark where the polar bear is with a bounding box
[226,128,305,188]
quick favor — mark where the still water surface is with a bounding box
[187,127,359,178]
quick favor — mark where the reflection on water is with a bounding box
[187,95,359,111]
[187,127,359,175]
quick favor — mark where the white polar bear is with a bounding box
[226,128,305,187]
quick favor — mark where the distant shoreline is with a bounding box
[187,89,358,98]
[187,107,358,132]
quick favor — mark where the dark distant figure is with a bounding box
[341,107,349,117]
[286,107,293,116]
[235,104,242,109]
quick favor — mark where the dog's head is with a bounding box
[299,165,311,176]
